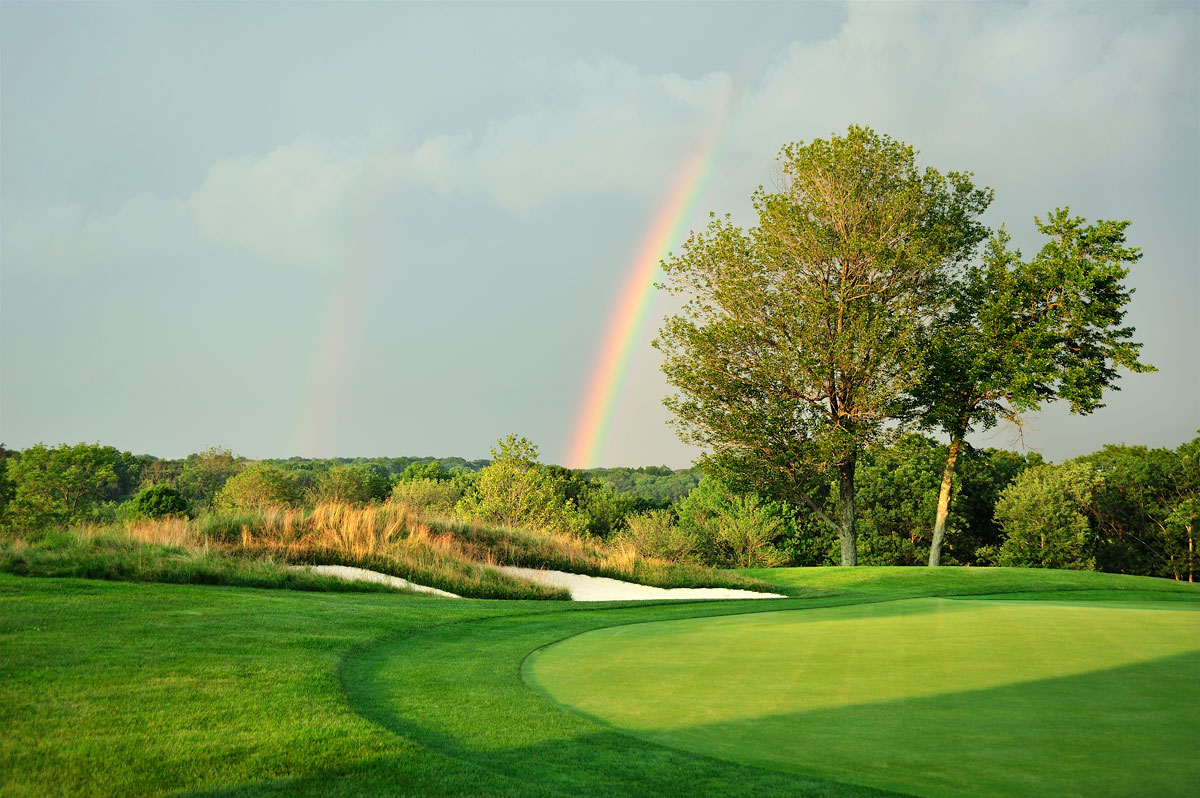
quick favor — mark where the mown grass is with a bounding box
[742,564,1200,599]
[527,596,1200,797]
[3,566,1196,796]
[1,502,770,600]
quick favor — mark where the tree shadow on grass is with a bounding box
[628,650,1200,798]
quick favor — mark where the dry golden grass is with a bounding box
[86,500,770,596]
[79,502,563,599]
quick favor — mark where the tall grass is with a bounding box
[3,501,773,597]
[0,528,396,593]
[416,512,776,592]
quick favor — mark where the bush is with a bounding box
[616,510,700,563]
[676,476,787,568]
[131,484,190,519]
[215,465,302,513]
[994,462,1099,570]
[456,435,588,536]
[391,478,467,517]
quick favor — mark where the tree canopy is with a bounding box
[656,126,992,564]
[912,212,1153,565]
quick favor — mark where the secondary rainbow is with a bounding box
[565,109,733,469]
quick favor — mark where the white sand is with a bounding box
[291,564,461,598]
[292,563,785,602]
[497,566,786,602]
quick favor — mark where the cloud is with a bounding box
[4,5,1194,276]
[3,60,731,272]
[187,137,375,269]
[730,2,1197,202]
[408,60,733,212]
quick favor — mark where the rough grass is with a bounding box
[0,502,769,600]
[422,514,777,592]
[0,530,403,593]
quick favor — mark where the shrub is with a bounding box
[456,435,588,536]
[391,478,467,517]
[131,484,190,519]
[994,462,1099,570]
[215,465,302,513]
[676,476,788,567]
[616,510,700,563]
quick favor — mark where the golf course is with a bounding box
[3,566,1197,797]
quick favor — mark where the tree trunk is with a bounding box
[837,455,858,566]
[929,435,964,567]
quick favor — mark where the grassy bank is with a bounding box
[0,502,772,600]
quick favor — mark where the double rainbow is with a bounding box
[565,101,737,469]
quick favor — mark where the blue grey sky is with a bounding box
[2,1,1197,467]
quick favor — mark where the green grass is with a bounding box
[741,564,1200,599]
[526,597,1200,797]
[2,566,1198,796]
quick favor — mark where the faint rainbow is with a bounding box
[565,96,738,469]
[291,167,388,456]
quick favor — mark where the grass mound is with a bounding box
[422,515,776,593]
[0,531,399,593]
[0,501,769,599]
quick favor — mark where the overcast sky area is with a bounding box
[2,1,1197,468]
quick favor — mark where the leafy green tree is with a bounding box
[582,466,701,506]
[391,476,470,517]
[994,462,1100,570]
[854,435,944,565]
[138,458,183,489]
[309,464,390,505]
[215,464,302,512]
[656,126,992,565]
[131,484,190,519]
[397,461,455,483]
[3,443,123,529]
[616,510,701,564]
[1080,439,1198,580]
[456,435,588,535]
[0,447,15,522]
[946,446,1035,563]
[179,447,243,507]
[913,214,1153,566]
[676,476,788,568]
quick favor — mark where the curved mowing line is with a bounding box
[337,600,901,797]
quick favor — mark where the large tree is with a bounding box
[3,442,123,529]
[656,127,991,565]
[912,212,1153,566]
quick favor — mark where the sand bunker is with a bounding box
[296,563,784,601]
[291,564,461,598]
[497,566,786,602]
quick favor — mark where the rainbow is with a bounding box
[565,102,737,469]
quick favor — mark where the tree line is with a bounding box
[0,432,1193,580]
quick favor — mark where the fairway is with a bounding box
[525,597,1200,797]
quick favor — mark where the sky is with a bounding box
[2,1,1197,468]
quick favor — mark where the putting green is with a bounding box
[525,598,1200,797]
